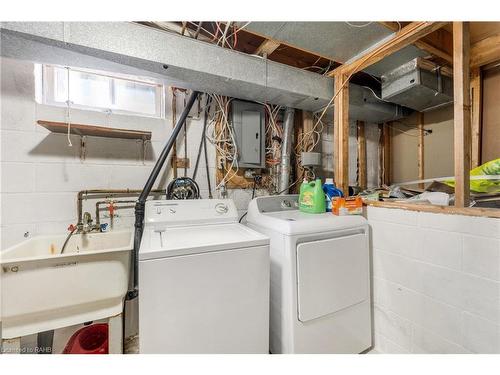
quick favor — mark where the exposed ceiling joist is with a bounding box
[470,33,500,68]
[254,39,281,56]
[330,21,449,76]
[379,22,453,64]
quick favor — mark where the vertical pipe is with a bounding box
[129,91,199,299]
[279,107,295,194]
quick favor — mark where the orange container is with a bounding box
[332,197,363,216]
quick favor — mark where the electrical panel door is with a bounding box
[231,100,265,168]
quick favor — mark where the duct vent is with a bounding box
[381,57,453,112]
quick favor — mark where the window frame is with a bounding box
[38,64,165,119]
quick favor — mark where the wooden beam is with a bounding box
[357,121,367,190]
[453,22,471,208]
[365,200,500,219]
[470,33,500,68]
[379,22,453,63]
[333,72,350,196]
[417,112,425,189]
[470,67,482,168]
[254,39,281,57]
[381,123,392,186]
[329,22,448,77]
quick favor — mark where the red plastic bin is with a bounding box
[63,323,109,354]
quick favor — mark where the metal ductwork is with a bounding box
[0,22,333,112]
[279,108,295,194]
[381,57,453,112]
[348,84,413,123]
[1,22,415,122]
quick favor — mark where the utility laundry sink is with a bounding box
[1,230,132,339]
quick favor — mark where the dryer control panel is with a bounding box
[254,195,299,213]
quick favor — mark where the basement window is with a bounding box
[37,64,164,118]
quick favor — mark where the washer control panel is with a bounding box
[145,199,238,226]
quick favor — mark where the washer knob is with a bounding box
[215,203,228,214]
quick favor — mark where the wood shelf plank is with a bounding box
[37,120,152,141]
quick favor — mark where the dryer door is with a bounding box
[296,233,369,322]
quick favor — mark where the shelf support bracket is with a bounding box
[80,135,87,162]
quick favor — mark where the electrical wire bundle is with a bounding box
[205,94,239,190]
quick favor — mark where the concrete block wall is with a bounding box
[0,56,274,250]
[0,57,219,250]
[367,206,500,353]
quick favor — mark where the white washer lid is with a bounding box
[247,208,367,235]
[139,223,269,260]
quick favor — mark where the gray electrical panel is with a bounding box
[231,100,266,169]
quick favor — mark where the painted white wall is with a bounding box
[0,56,278,250]
[0,57,219,250]
[367,206,500,353]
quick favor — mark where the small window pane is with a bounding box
[69,70,111,108]
[43,65,163,118]
[113,78,158,116]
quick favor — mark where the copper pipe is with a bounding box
[77,189,165,229]
[95,200,136,228]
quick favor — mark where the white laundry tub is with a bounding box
[1,230,132,339]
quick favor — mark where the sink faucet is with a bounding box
[81,212,94,233]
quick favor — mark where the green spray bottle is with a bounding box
[299,178,326,214]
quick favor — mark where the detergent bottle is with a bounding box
[299,178,326,213]
[323,178,344,212]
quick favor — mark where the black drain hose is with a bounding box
[127,90,200,300]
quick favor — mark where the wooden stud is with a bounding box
[417,112,425,189]
[328,22,448,77]
[357,120,367,190]
[378,124,384,186]
[333,72,349,196]
[381,123,392,186]
[453,22,471,207]
[470,67,482,168]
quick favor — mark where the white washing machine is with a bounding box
[139,199,270,353]
[246,195,372,354]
